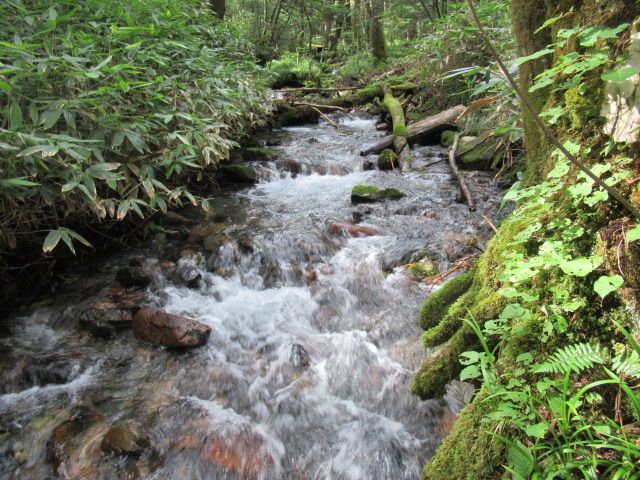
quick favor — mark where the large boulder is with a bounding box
[218,164,257,184]
[133,307,211,348]
[351,185,405,204]
[244,147,279,162]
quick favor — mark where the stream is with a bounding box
[0,113,502,479]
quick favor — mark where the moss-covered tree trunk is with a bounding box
[368,0,387,65]
[382,85,411,170]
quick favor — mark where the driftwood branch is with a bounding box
[449,134,476,211]
[310,107,340,130]
[274,86,361,93]
[361,105,465,156]
[291,101,349,112]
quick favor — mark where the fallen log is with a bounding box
[382,85,411,170]
[291,101,349,112]
[274,86,361,93]
[361,105,465,156]
[449,134,476,211]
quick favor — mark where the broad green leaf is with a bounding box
[594,275,624,299]
[9,102,22,130]
[626,225,640,242]
[41,106,63,130]
[0,177,39,188]
[514,48,554,66]
[43,229,63,253]
[547,160,570,179]
[0,79,11,93]
[18,144,60,158]
[525,422,548,439]
[507,441,534,480]
[602,66,640,83]
[559,256,602,277]
[459,364,481,381]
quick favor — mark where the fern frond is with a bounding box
[612,351,640,379]
[532,343,607,375]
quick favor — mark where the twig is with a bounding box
[291,101,348,112]
[310,107,340,130]
[449,134,476,211]
[466,0,640,221]
[424,158,446,168]
[424,254,480,290]
[482,215,498,233]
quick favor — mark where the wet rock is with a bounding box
[275,157,302,176]
[101,421,150,456]
[307,137,319,144]
[133,307,211,348]
[274,102,320,127]
[179,432,274,479]
[328,223,382,238]
[408,258,440,280]
[290,344,311,370]
[79,301,134,338]
[237,236,254,254]
[172,262,201,288]
[116,265,153,289]
[218,164,257,184]
[351,185,405,204]
[375,121,389,131]
[4,354,81,393]
[49,407,108,479]
[378,149,398,170]
[245,147,279,162]
[303,270,317,283]
[362,159,376,171]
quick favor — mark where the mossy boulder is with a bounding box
[421,388,505,479]
[457,134,501,169]
[245,147,279,162]
[378,149,398,170]
[219,164,257,184]
[273,102,320,127]
[351,185,405,203]
[408,259,439,281]
[440,130,458,147]
[418,270,474,330]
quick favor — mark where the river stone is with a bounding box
[328,223,382,238]
[378,149,398,170]
[245,147,279,162]
[116,265,153,289]
[133,307,211,348]
[179,432,274,479]
[351,185,405,204]
[49,407,108,479]
[79,301,134,339]
[101,421,150,456]
[218,164,257,184]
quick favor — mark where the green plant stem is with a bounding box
[466,0,640,221]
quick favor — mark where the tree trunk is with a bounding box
[351,0,361,52]
[382,86,411,170]
[368,0,387,65]
[209,0,225,20]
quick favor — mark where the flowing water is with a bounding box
[0,114,502,479]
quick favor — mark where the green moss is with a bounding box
[409,260,439,281]
[440,130,457,147]
[564,83,605,131]
[245,147,279,162]
[219,164,257,184]
[378,149,398,170]
[422,388,505,480]
[359,84,384,98]
[419,271,474,330]
[351,185,405,203]
[393,124,408,137]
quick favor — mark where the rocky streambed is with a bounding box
[0,113,502,479]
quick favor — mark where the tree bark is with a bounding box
[382,86,411,170]
[449,134,475,211]
[368,0,387,64]
[209,0,225,20]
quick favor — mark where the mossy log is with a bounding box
[382,85,411,170]
[361,105,465,156]
[418,270,474,330]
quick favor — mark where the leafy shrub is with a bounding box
[0,0,269,256]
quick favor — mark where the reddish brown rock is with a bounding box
[133,307,211,348]
[101,421,150,455]
[328,223,382,238]
[179,433,273,478]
